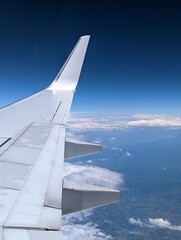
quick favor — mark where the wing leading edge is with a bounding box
[0,36,120,239]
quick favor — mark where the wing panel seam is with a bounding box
[51,101,62,123]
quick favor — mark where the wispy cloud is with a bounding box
[109,137,116,140]
[124,151,132,157]
[129,218,144,227]
[129,217,181,231]
[68,113,181,130]
[61,210,112,240]
[61,222,112,240]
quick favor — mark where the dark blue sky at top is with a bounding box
[0,0,181,114]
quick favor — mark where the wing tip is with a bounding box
[80,35,91,39]
[48,35,90,91]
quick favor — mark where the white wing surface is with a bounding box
[0,36,119,240]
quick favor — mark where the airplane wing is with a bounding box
[0,36,120,240]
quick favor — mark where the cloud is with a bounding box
[149,218,181,231]
[67,114,181,130]
[124,151,132,157]
[129,218,144,227]
[132,114,164,119]
[129,217,181,232]
[61,222,112,240]
[61,210,112,240]
[86,160,93,164]
[64,162,123,189]
[112,147,119,150]
[109,137,116,140]
[62,210,93,225]
[127,118,181,127]
[93,140,101,144]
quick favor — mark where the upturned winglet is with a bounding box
[48,35,90,91]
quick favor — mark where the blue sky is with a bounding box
[0,0,181,115]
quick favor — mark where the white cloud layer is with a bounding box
[129,218,181,231]
[64,162,123,189]
[127,118,181,127]
[68,114,181,130]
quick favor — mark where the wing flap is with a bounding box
[65,138,102,159]
[62,180,120,215]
